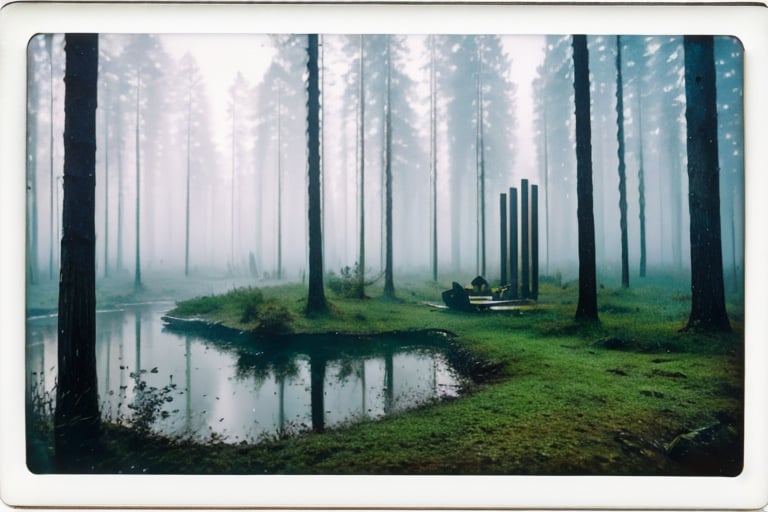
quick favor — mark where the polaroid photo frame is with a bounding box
[1,1,767,509]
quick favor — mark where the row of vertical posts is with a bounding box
[499,179,539,300]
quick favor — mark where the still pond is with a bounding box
[26,302,468,443]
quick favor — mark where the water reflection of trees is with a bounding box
[235,349,300,383]
[228,334,458,433]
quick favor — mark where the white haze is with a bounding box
[24,33,744,292]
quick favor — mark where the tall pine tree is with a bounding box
[683,36,730,332]
[55,33,100,468]
[306,34,327,314]
[572,35,599,323]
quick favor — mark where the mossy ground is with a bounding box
[27,271,744,475]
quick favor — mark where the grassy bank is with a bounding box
[31,274,744,475]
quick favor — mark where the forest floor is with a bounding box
[26,270,745,476]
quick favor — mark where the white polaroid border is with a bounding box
[1,1,766,510]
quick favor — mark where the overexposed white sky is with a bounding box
[503,35,547,179]
[161,34,277,151]
[160,33,546,173]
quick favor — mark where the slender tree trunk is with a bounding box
[356,35,366,299]
[27,54,40,285]
[55,33,100,468]
[134,311,142,376]
[116,144,124,272]
[383,38,395,299]
[46,34,55,281]
[185,83,192,276]
[306,34,327,314]
[615,36,630,288]
[683,35,730,332]
[500,193,507,285]
[542,105,550,276]
[509,187,518,299]
[531,184,539,299]
[670,128,684,270]
[430,35,438,282]
[134,66,142,291]
[276,85,283,280]
[185,336,192,434]
[103,84,109,279]
[637,92,647,278]
[572,34,599,323]
[476,47,486,277]
[320,36,326,274]
[451,170,462,274]
[521,179,530,298]
[230,86,236,272]
[729,182,739,292]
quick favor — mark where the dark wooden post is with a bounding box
[500,193,508,285]
[532,184,539,300]
[521,179,530,298]
[509,187,518,299]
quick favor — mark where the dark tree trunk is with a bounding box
[430,35,438,282]
[356,35,366,299]
[521,179,530,298]
[531,184,539,299]
[306,34,327,314]
[509,187,518,299]
[383,38,395,299]
[542,106,550,276]
[615,36,630,288]
[637,93,647,278]
[55,33,100,468]
[683,36,730,332]
[572,35,599,323]
[499,193,508,285]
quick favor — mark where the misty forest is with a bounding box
[25,33,744,475]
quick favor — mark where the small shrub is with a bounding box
[327,264,363,298]
[127,371,176,435]
[255,302,294,336]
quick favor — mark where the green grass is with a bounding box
[29,272,744,475]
